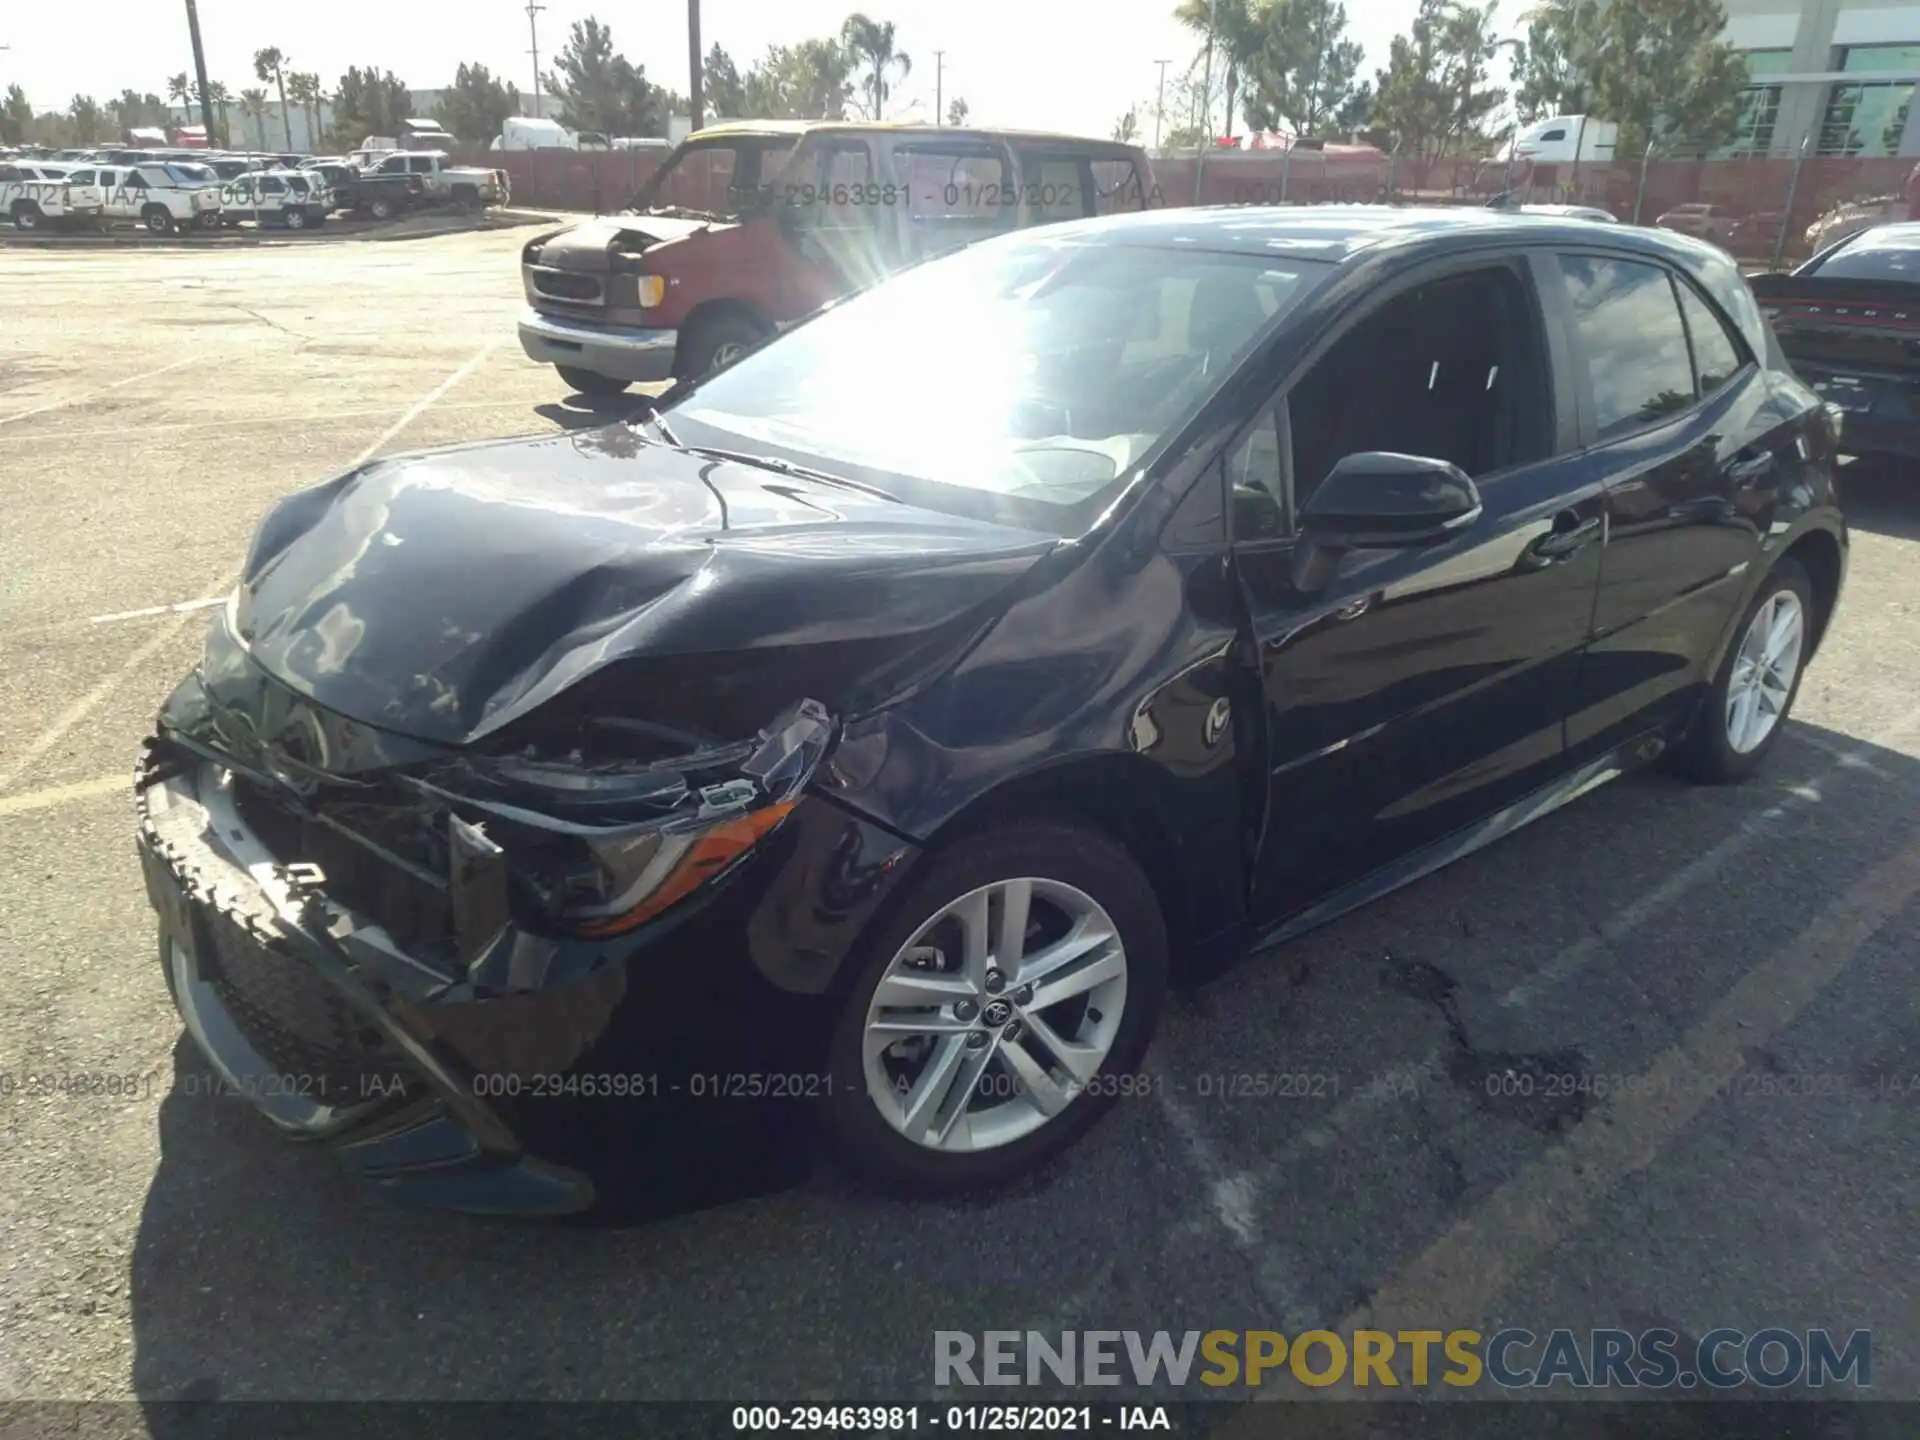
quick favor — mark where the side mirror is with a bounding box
[1298,452,1482,549]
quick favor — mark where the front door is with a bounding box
[1231,256,1606,927]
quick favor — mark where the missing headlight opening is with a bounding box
[418,697,835,945]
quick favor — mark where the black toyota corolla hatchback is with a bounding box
[138,206,1847,1214]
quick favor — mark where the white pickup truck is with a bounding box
[360,150,509,210]
[73,161,225,233]
[0,161,105,230]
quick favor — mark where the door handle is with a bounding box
[1533,514,1602,559]
[1727,450,1776,485]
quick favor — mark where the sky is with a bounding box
[3,0,1429,139]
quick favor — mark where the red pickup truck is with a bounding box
[517,120,1159,394]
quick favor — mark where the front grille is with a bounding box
[202,910,416,1101]
[531,267,602,303]
[232,778,457,964]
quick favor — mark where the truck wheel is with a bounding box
[11,201,43,231]
[143,205,176,235]
[451,184,479,213]
[368,196,395,221]
[284,208,308,230]
[680,314,768,378]
[556,366,631,397]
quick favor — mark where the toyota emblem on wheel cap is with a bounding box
[982,999,1013,1026]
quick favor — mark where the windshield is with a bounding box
[630,135,799,219]
[166,163,213,184]
[664,231,1325,536]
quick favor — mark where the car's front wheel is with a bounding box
[143,205,176,235]
[1674,557,1814,783]
[823,819,1167,1194]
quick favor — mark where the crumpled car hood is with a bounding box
[536,213,721,269]
[233,427,1056,745]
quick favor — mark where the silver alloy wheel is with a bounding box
[863,877,1128,1153]
[1726,589,1805,754]
[708,340,748,371]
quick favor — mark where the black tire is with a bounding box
[12,201,42,231]
[451,184,479,213]
[678,313,767,378]
[1671,558,1815,785]
[368,196,395,221]
[284,207,308,230]
[556,365,632,396]
[821,819,1169,1195]
[143,205,175,235]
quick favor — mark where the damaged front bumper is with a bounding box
[137,751,598,1214]
[136,672,920,1214]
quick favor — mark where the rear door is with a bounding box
[1553,251,1779,760]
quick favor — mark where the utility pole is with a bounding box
[525,2,545,118]
[687,0,704,131]
[1153,59,1170,150]
[182,0,215,137]
[1194,0,1220,203]
[934,50,945,125]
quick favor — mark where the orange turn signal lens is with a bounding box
[572,801,798,939]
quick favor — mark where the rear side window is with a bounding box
[0,166,18,182]
[1557,255,1696,440]
[1675,284,1746,397]
[1092,158,1151,213]
[1016,154,1092,222]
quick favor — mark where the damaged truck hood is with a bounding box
[536,213,722,267]
[233,428,1057,746]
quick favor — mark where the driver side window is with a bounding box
[1231,262,1551,542]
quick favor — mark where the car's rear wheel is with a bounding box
[284,208,307,230]
[12,201,43,231]
[143,205,175,235]
[1674,558,1813,784]
[822,819,1167,1194]
[679,313,767,378]
[368,196,395,221]
[556,365,631,396]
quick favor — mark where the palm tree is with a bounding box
[839,14,910,121]
[286,71,321,153]
[198,80,233,147]
[1173,0,1260,141]
[240,88,270,151]
[253,46,294,149]
[166,72,192,125]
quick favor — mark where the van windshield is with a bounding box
[627,134,799,220]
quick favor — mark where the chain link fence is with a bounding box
[474,137,1916,272]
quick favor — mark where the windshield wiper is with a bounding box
[673,443,902,503]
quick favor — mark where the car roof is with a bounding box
[1028,203,1725,265]
[686,119,1145,156]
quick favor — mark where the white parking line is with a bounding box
[0,774,130,818]
[0,340,504,797]
[0,357,197,428]
[89,597,226,626]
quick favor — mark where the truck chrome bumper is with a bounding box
[517,309,678,383]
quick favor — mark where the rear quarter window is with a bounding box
[1557,254,1698,440]
[1092,158,1152,213]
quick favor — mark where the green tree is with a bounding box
[546,17,666,136]
[109,90,168,134]
[323,67,411,150]
[254,47,294,150]
[1174,0,1262,141]
[195,80,234,146]
[704,44,746,119]
[66,95,110,143]
[742,40,855,119]
[435,62,520,145]
[1510,0,1744,154]
[1113,106,1140,142]
[1,85,31,145]
[1242,0,1367,136]
[839,14,910,121]
[240,88,270,151]
[166,73,192,125]
[1371,0,1507,181]
[947,95,969,125]
[286,71,322,152]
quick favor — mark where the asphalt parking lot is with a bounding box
[1,226,1918,1419]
